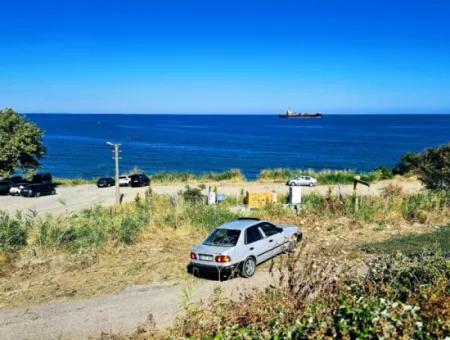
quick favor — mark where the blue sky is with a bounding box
[1,0,450,114]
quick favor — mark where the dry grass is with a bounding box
[0,187,448,310]
[0,227,203,308]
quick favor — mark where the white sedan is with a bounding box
[118,176,131,186]
[287,176,317,187]
[188,218,302,278]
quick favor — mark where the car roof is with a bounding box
[217,219,266,231]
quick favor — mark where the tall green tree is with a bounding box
[0,108,46,177]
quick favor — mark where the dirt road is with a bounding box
[0,178,421,216]
[0,270,278,339]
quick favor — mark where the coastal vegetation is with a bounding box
[1,185,448,254]
[392,143,449,191]
[170,249,449,339]
[0,183,448,308]
[54,168,394,186]
[0,108,46,177]
[258,167,394,184]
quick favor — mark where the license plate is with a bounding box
[199,254,213,261]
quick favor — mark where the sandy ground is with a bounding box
[0,178,421,216]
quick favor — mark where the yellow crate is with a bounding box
[246,192,277,209]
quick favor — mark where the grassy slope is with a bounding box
[0,188,448,309]
[362,224,450,254]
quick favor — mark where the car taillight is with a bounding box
[190,252,197,260]
[215,255,231,263]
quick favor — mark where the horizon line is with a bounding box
[23,112,450,115]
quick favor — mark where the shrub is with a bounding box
[392,152,421,175]
[417,144,450,191]
[180,185,205,205]
[170,252,450,339]
[373,166,394,180]
[0,211,29,250]
[204,169,245,182]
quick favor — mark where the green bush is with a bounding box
[0,212,29,250]
[417,144,450,191]
[33,202,151,252]
[180,185,206,205]
[392,152,421,175]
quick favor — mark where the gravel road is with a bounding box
[0,179,421,216]
[0,271,277,339]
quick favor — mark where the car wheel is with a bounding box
[287,235,298,253]
[52,189,56,195]
[309,183,314,187]
[35,192,40,198]
[240,257,256,278]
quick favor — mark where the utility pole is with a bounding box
[107,141,121,205]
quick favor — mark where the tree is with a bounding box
[0,108,46,177]
[392,152,421,175]
[417,144,450,191]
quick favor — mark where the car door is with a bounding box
[244,225,267,264]
[259,223,286,258]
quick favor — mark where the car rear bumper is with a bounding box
[21,191,33,197]
[187,262,239,276]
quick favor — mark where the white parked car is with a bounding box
[118,176,131,186]
[287,176,317,187]
[9,183,29,195]
[188,218,302,278]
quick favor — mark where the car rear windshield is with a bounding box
[203,229,240,247]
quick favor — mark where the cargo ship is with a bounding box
[279,107,322,119]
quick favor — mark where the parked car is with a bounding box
[9,176,24,183]
[97,177,115,188]
[0,180,12,195]
[188,218,302,278]
[9,182,30,195]
[21,183,56,197]
[130,174,150,187]
[286,176,317,187]
[119,176,131,186]
[31,173,52,184]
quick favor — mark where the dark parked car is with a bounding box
[32,173,52,184]
[21,183,56,197]
[9,176,24,183]
[97,177,115,188]
[0,180,12,195]
[130,174,150,187]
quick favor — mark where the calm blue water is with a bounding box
[26,114,450,179]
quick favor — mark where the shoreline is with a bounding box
[51,167,400,186]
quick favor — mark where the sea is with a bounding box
[25,114,450,179]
